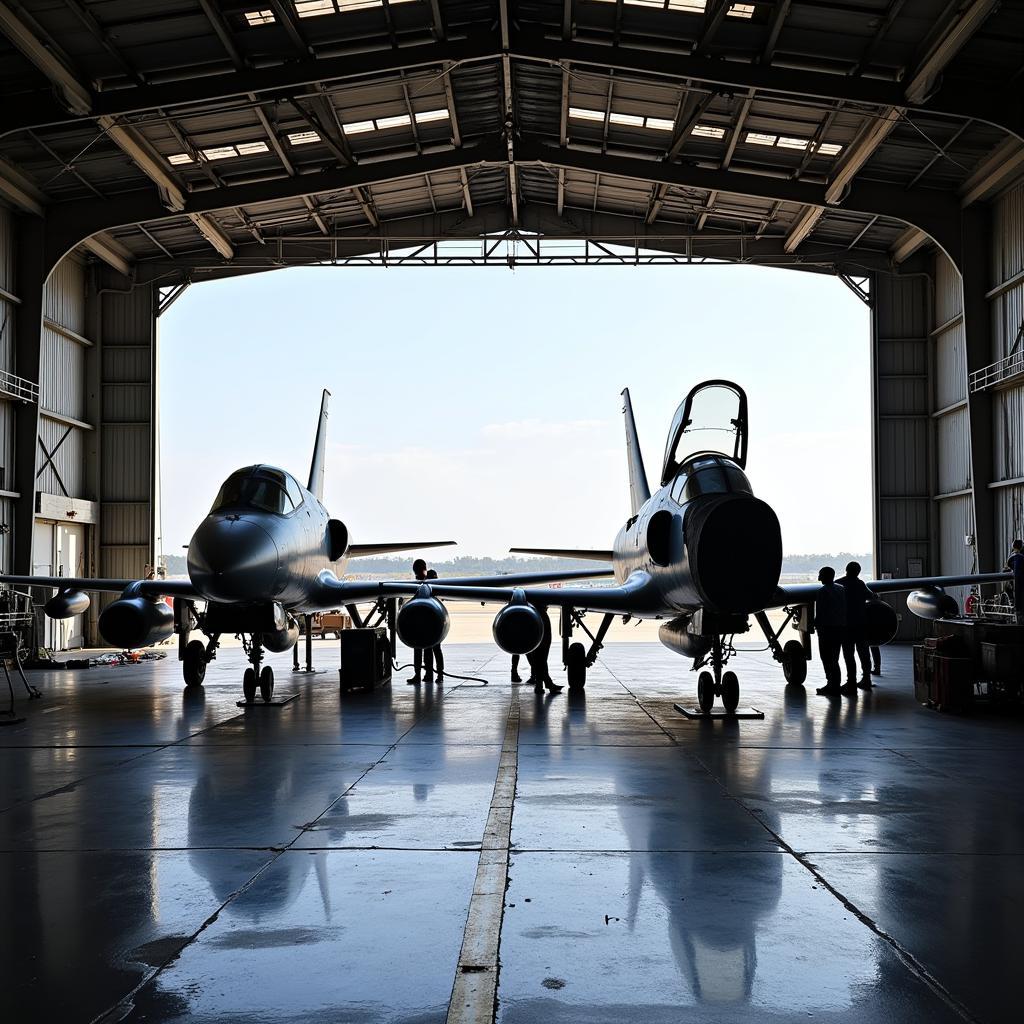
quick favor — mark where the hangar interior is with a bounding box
[0,0,1022,649]
[4,5,1024,1024]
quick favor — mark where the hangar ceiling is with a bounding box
[1,0,1023,285]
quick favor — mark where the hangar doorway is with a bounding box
[32,520,87,651]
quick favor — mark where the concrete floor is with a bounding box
[1,641,1021,1023]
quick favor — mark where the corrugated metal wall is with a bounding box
[0,205,14,571]
[990,179,1024,559]
[37,258,89,501]
[98,282,155,582]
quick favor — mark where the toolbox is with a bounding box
[338,627,391,693]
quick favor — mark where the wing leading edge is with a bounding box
[766,570,1012,609]
[0,575,202,600]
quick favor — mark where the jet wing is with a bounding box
[509,547,616,562]
[309,570,657,617]
[765,570,1011,609]
[0,574,202,600]
[347,541,456,557]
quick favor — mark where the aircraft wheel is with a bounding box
[697,671,715,714]
[259,665,275,702]
[242,667,257,703]
[566,642,587,691]
[721,671,740,714]
[782,640,807,685]
[183,640,207,688]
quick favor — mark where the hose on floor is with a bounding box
[391,660,490,686]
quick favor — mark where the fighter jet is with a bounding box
[364,380,1010,712]
[0,390,611,701]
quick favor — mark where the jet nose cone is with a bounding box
[187,516,281,602]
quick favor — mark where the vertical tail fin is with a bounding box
[307,389,331,501]
[621,388,651,515]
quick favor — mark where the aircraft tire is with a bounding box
[243,668,257,703]
[183,640,207,688]
[566,643,587,690]
[782,640,807,685]
[697,671,715,714]
[722,671,740,714]
[260,665,275,702]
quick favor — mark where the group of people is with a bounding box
[404,559,563,694]
[813,561,882,697]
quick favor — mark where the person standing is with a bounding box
[527,605,563,695]
[814,566,847,697]
[425,569,444,685]
[839,561,873,690]
[1008,539,1024,625]
[870,645,882,676]
[407,559,429,685]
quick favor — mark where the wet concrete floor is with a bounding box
[0,641,1021,1022]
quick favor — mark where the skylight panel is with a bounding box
[817,142,843,156]
[569,107,605,122]
[414,109,450,124]
[645,117,675,131]
[287,131,321,145]
[342,121,375,135]
[235,141,269,155]
[244,9,274,26]
[202,146,237,161]
[746,132,777,146]
[375,114,411,130]
[666,0,706,11]
[728,3,755,17]
[777,136,810,150]
[167,153,193,165]
[609,112,645,128]
[691,124,725,139]
[295,0,335,15]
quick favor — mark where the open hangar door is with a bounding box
[0,0,1022,647]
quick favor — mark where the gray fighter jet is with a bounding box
[1,390,611,701]
[367,381,1009,712]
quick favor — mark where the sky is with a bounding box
[158,262,871,560]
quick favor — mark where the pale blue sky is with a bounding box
[159,263,870,558]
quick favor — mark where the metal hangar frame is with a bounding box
[0,0,1022,644]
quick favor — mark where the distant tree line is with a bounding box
[162,550,872,577]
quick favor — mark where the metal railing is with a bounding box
[0,369,39,404]
[969,350,1024,392]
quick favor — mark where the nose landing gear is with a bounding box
[695,636,741,714]
[240,635,274,703]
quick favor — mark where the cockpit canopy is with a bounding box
[668,455,752,506]
[211,465,305,516]
[662,380,748,485]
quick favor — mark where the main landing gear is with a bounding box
[241,634,274,703]
[183,634,220,689]
[560,610,617,691]
[754,609,810,686]
[695,635,740,714]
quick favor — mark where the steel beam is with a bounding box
[3,26,1020,142]
[0,156,45,216]
[961,205,996,573]
[81,232,133,276]
[11,216,45,575]
[890,226,928,264]
[960,137,1024,207]
[188,214,234,260]
[0,1,91,115]
[43,137,963,272]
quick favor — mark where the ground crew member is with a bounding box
[425,569,444,684]
[407,559,429,685]
[839,561,873,690]
[527,605,563,695]
[814,566,847,697]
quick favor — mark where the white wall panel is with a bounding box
[993,384,1024,481]
[43,259,85,335]
[36,417,84,499]
[994,180,1024,286]
[0,205,13,293]
[995,485,1024,550]
[39,326,85,420]
[938,494,973,608]
[934,320,966,409]
[936,407,971,495]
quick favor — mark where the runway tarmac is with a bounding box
[1,641,1020,1022]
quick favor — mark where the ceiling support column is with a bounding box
[11,215,45,575]
[961,204,996,572]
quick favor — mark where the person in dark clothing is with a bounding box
[870,645,882,675]
[526,605,562,695]
[1008,539,1024,625]
[511,654,525,684]
[839,560,873,690]
[814,566,847,697]
[425,569,444,684]
[407,559,430,684]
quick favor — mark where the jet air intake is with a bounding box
[685,494,782,615]
[492,592,544,655]
[397,587,449,649]
[99,596,174,649]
